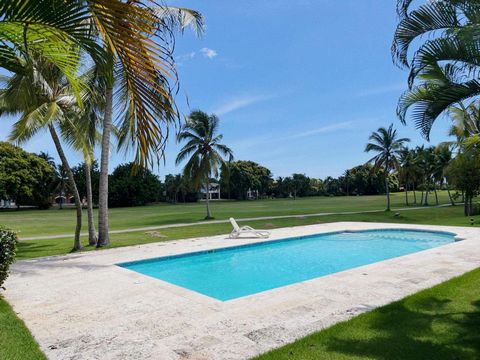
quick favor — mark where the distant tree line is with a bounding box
[217,161,390,200]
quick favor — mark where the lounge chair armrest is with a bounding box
[240,226,255,231]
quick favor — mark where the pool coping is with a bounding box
[4,222,480,360]
[117,227,459,267]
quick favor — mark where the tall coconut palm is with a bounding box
[392,0,480,138]
[176,111,233,219]
[365,124,410,211]
[0,59,85,250]
[95,5,204,247]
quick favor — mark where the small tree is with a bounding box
[109,163,162,207]
[0,142,53,208]
[221,161,273,200]
[447,150,480,216]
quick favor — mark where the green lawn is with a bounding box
[255,268,480,360]
[15,204,479,260]
[0,192,455,238]
[0,297,46,360]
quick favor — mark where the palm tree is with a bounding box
[0,1,204,247]
[176,111,233,219]
[392,0,480,138]
[54,165,69,210]
[365,124,410,211]
[38,152,56,168]
[435,143,455,206]
[398,147,417,206]
[448,100,480,149]
[415,146,438,206]
[62,91,103,246]
[0,61,85,250]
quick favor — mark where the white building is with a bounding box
[201,183,221,200]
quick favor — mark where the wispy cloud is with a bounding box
[175,51,196,66]
[357,82,407,97]
[213,94,277,116]
[200,47,218,59]
[286,121,354,140]
[230,121,355,152]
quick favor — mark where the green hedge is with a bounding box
[0,226,18,289]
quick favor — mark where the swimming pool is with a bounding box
[119,229,456,301]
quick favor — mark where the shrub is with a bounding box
[0,227,18,289]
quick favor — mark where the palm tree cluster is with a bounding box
[366,119,480,215]
[398,145,455,207]
[0,1,204,250]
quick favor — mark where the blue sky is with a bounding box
[0,0,453,179]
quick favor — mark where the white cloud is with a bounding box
[200,47,218,59]
[213,94,277,116]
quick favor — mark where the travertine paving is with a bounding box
[4,222,480,359]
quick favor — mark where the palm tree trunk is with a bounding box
[434,182,439,205]
[385,172,391,211]
[464,195,470,216]
[446,183,455,206]
[413,183,417,204]
[205,181,212,219]
[84,162,97,246]
[423,182,429,206]
[48,125,83,251]
[404,180,409,206]
[97,85,113,247]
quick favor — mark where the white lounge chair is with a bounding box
[229,218,270,239]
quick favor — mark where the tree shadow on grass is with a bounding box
[323,296,480,360]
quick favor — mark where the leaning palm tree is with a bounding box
[176,111,233,219]
[0,59,85,250]
[392,0,480,138]
[365,124,410,211]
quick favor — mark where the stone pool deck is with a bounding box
[4,222,480,360]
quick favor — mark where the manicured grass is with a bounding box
[0,192,455,238]
[15,204,479,259]
[255,268,480,360]
[0,297,46,360]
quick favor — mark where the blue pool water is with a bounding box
[119,229,456,301]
